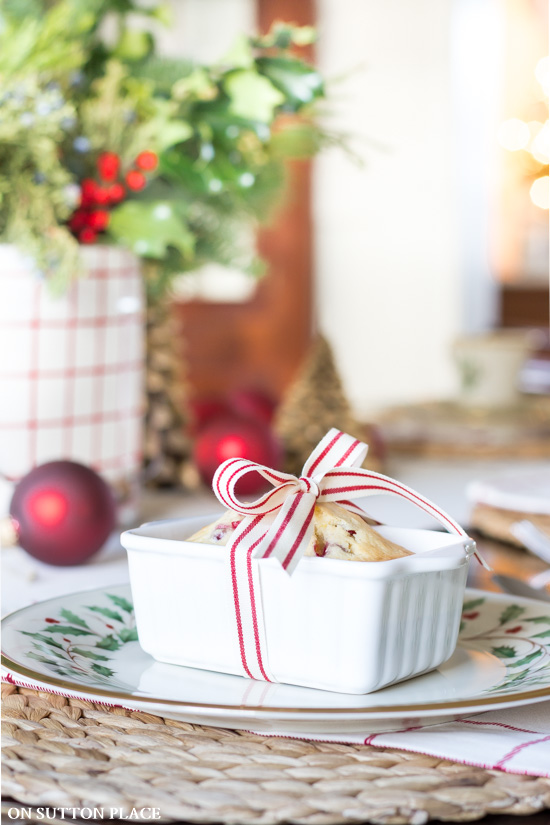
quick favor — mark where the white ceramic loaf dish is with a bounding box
[121,514,475,694]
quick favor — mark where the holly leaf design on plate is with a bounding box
[491,645,518,659]
[71,648,110,661]
[510,650,543,668]
[118,627,138,642]
[106,594,134,615]
[95,634,121,651]
[21,631,63,649]
[499,605,525,625]
[462,598,485,611]
[43,625,95,636]
[525,616,550,625]
[91,663,115,678]
[532,629,550,639]
[59,609,90,629]
[87,606,123,622]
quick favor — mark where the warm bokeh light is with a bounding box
[529,175,549,209]
[530,120,549,164]
[498,118,530,151]
[535,56,550,97]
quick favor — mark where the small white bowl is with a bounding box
[121,515,475,694]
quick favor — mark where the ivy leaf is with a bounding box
[499,605,525,625]
[256,56,324,109]
[95,634,121,651]
[491,645,517,659]
[225,69,284,122]
[462,598,485,611]
[118,627,138,643]
[43,625,94,636]
[525,616,550,625]
[109,201,195,261]
[533,629,550,639]
[60,609,89,629]
[511,650,543,668]
[91,663,114,678]
[72,647,110,661]
[21,631,63,649]
[106,594,134,614]
[87,606,123,622]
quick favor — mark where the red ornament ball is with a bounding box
[193,415,282,495]
[135,150,158,171]
[10,461,116,566]
[228,388,276,424]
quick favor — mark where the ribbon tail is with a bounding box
[254,490,317,575]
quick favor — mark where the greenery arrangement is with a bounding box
[0,0,333,295]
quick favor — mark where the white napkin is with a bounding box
[255,701,550,778]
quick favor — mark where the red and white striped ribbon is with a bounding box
[212,428,468,682]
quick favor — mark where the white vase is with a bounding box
[0,244,144,520]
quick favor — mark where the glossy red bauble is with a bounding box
[193,415,282,495]
[228,388,276,424]
[10,461,116,566]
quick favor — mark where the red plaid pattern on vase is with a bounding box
[0,244,144,522]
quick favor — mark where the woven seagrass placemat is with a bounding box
[2,684,550,825]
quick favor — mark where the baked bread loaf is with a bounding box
[188,502,412,561]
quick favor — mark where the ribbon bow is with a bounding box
[212,429,467,682]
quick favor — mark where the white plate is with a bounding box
[3,585,550,735]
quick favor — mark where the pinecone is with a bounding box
[143,298,197,488]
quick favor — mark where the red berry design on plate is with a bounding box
[106,624,114,629]
[505,625,523,634]
[126,170,147,191]
[88,210,110,231]
[97,151,120,182]
[135,150,158,171]
[462,611,479,620]
[45,618,60,624]
[79,227,97,244]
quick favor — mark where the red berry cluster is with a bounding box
[68,150,158,244]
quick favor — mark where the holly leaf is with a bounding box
[43,625,94,636]
[118,627,138,643]
[462,598,485,611]
[87,606,123,622]
[109,201,195,261]
[491,645,517,659]
[27,651,59,666]
[526,616,550,624]
[225,69,284,122]
[499,605,525,625]
[91,663,114,678]
[106,594,134,614]
[21,631,63,649]
[72,648,110,661]
[533,629,550,639]
[60,609,89,629]
[95,634,121,651]
[256,56,324,109]
[510,650,543,668]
